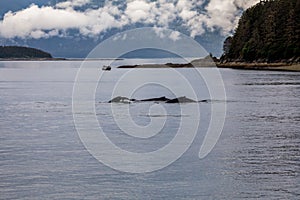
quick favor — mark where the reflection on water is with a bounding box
[0,61,299,199]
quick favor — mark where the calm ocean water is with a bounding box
[0,60,299,199]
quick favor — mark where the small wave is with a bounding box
[73,112,95,115]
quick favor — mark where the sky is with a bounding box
[0,0,260,58]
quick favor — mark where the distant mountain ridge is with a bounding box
[0,46,52,59]
[222,0,300,63]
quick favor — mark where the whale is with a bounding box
[165,96,197,103]
[108,96,198,103]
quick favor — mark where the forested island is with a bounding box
[219,0,300,71]
[0,46,53,60]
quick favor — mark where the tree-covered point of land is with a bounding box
[223,0,300,62]
[0,46,52,59]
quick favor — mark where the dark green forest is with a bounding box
[0,46,52,59]
[223,0,300,62]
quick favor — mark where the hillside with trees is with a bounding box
[222,0,300,63]
[0,46,52,59]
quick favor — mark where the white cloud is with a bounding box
[153,26,165,39]
[0,4,89,38]
[125,0,154,23]
[153,27,181,41]
[56,0,91,8]
[0,0,260,39]
[203,0,260,34]
[169,31,181,41]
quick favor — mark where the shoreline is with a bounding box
[0,58,67,61]
[0,58,123,61]
[217,62,300,72]
[118,61,300,72]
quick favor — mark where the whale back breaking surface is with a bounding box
[107,96,198,103]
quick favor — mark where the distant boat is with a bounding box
[102,65,111,71]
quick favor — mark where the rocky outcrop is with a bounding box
[117,56,217,68]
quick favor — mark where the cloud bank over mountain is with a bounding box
[0,0,259,39]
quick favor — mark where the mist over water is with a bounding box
[0,61,299,199]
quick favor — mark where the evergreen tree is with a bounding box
[223,0,300,62]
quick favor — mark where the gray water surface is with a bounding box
[0,61,299,199]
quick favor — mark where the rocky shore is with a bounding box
[118,57,217,69]
[216,62,300,72]
[118,57,300,72]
